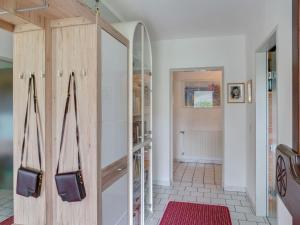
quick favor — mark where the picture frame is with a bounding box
[227,83,245,103]
[183,80,222,108]
[247,80,252,103]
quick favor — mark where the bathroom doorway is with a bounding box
[170,68,224,186]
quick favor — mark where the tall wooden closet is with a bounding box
[114,21,153,225]
[0,1,130,224]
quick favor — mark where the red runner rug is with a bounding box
[0,217,13,225]
[159,202,232,225]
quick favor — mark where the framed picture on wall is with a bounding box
[247,80,253,103]
[184,81,222,108]
[227,83,245,103]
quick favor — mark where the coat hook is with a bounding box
[58,70,63,78]
[81,69,87,77]
[19,73,25,79]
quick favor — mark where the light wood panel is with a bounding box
[50,17,92,28]
[45,19,53,225]
[13,29,46,225]
[101,156,128,191]
[0,18,14,31]
[14,23,41,33]
[52,23,99,225]
[11,10,129,224]
[0,0,96,29]
[97,17,128,47]
[0,0,45,28]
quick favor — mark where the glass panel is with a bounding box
[133,24,143,146]
[144,144,152,220]
[0,64,13,189]
[0,60,13,222]
[133,149,142,225]
[143,28,152,141]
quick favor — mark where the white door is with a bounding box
[101,30,129,225]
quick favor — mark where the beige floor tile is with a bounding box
[146,162,272,225]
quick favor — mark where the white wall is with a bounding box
[152,35,247,191]
[245,0,293,222]
[0,28,12,60]
[173,71,223,163]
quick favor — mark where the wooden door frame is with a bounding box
[293,0,300,152]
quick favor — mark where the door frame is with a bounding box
[169,66,225,186]
[292,0,300,152]
[255,28,278,217]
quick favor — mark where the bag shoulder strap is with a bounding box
[20,74,42,170]
[56,72,82,174]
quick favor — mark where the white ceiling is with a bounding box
[104,0,264,40]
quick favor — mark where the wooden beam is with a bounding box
[0,0,96,29]
[50,17,92,28]
[101,156,128,192]
[0,0,45,28]
[97,17,129,47]
[0,18,14,31]
[14,23,41,32]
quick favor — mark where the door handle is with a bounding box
[180,131,185,134]
[117,167,126,172]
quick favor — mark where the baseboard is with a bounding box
[153,179,171,186]
[224,186,246,192]
[175,157,223,164]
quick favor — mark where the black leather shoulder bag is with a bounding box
[16,74,43,198]
[55,72,86,202]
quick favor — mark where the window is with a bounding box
[184,81,221,108]
[194,91,213,108]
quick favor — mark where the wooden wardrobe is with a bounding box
[1,1,130,224]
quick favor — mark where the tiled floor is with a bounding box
[0,190,13,222]
[146,162,273,225]
[173,161,222,185]
[0,163,277,225]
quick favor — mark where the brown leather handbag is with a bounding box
[55,72,86,202]
[16,74,43,198]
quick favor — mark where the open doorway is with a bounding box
[255,30,278,224]
[267,45,278,223]
[171,68,224,186]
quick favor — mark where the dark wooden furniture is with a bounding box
[276,145,300,225]
[293,0,300,152]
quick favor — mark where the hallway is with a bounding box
[173,161,222,185]
[146,163,270,225]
